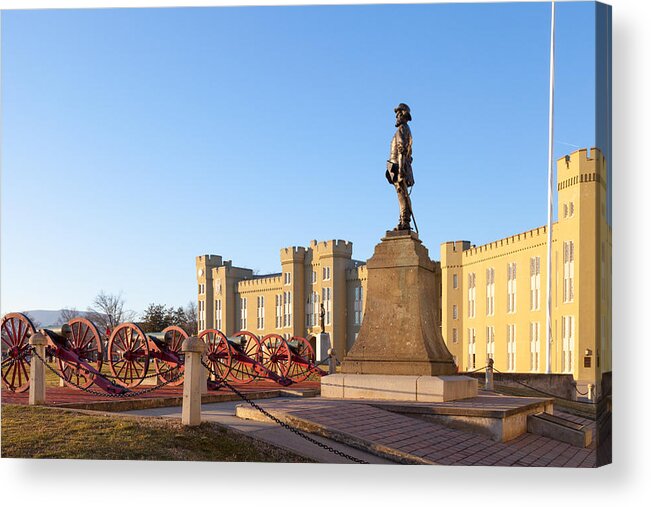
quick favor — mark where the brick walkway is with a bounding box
[236,397,597,467]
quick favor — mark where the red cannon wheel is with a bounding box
[56,318,103,389]
[229,331,262,383]
[108,323,149,388]
[260,334,291,379]
[153,325,187,386]
[286,336,316,383]
[1,313,36,393]
[200,329,232,380]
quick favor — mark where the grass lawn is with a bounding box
[1,404,315,462]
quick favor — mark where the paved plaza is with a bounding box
[124,393,597,467]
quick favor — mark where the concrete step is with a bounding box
[527,412,592,448]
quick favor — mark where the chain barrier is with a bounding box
[201,358,369,464]
[490,365,596,405]
[31,348,185,398]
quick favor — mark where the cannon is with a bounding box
[199,329,325,386]
[1,312,127,395]
[107,323,188,388]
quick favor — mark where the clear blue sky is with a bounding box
[1,2,598,316]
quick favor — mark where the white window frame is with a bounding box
[468,273,476,318]
[530,257,541,311]
[322,287,331,326]
[563,241,575,303]
[561,315,574,373]
[486,268,495,316]
[507,262,516,313]
[257,296,264,330]
[530,321,540,372]
[468,328,476,369]
[215,299,222,331]
[323,266,331,281]
[507,323,516,371]
[354,286,363,325]
[486,326,495,360]
[240,297,247,330]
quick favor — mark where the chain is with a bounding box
[201,358,368,464]
[491,365,596,405]
[31,348,185,398]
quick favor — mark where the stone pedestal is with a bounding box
[315,332,331,362]
[341,230,457,376]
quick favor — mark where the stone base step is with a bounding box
[527,412,593,448]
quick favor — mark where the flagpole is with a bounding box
[545,1,556,374]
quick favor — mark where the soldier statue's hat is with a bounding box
[394,103,412,121]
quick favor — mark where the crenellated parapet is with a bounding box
[280,246,307,264]
[309,239,353,259]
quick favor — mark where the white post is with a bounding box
[485,358,494,391]
[327,348,337,375]
[545,1,556,374]
[182,336,205,426]
[29,332,48,405]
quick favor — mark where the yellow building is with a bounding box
[197,147,610,392]
[441,148,611,393]
[196,240,367,357]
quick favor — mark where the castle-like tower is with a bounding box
[440,148,611,392]
[196,239,365,356]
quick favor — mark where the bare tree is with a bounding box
[183,301,198,336]
[57,307,81,325]
[23,312,42,329]
[87,291,136,336]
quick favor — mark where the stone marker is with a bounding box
[29,332,48,405]
[182,335,205,426]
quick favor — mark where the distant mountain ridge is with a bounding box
[20,309,95,327]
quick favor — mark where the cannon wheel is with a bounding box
[153,325,187,387]
[200,329,232,381]
[286,336,316,383]
[108,323,149,388]
[56,318,103,389]
[260,334,291,379]
[229,331,261,383]
[1,313,36,393]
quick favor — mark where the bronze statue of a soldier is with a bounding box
[385,103,416,232]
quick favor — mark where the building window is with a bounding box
[563,241,575,303]
[312,271,317,284]
[283,292,292,327]
[507,263,516,313]
[486,268,495,316]
[198,300,205,331]
[240,297,247,330]
[275,294,282,328]
[561,315,575,373]
[452,328,458,344]
[198,283,205,295]
[322,287,331,325]
[530,321,540,372]
[468,328,476,369]
[256,296,264,329]
[453,274,458,289]
[284,272,291,285]
[306,291,319,326]
[468,273,476,318]
[322,266,331,281]
[568,202,574,217]
[530,256,541,311]
[486,326,495,360]
[507,324,516,371]
[452,305,458,320]
[215,299,222,331]
[354,286,363,325]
